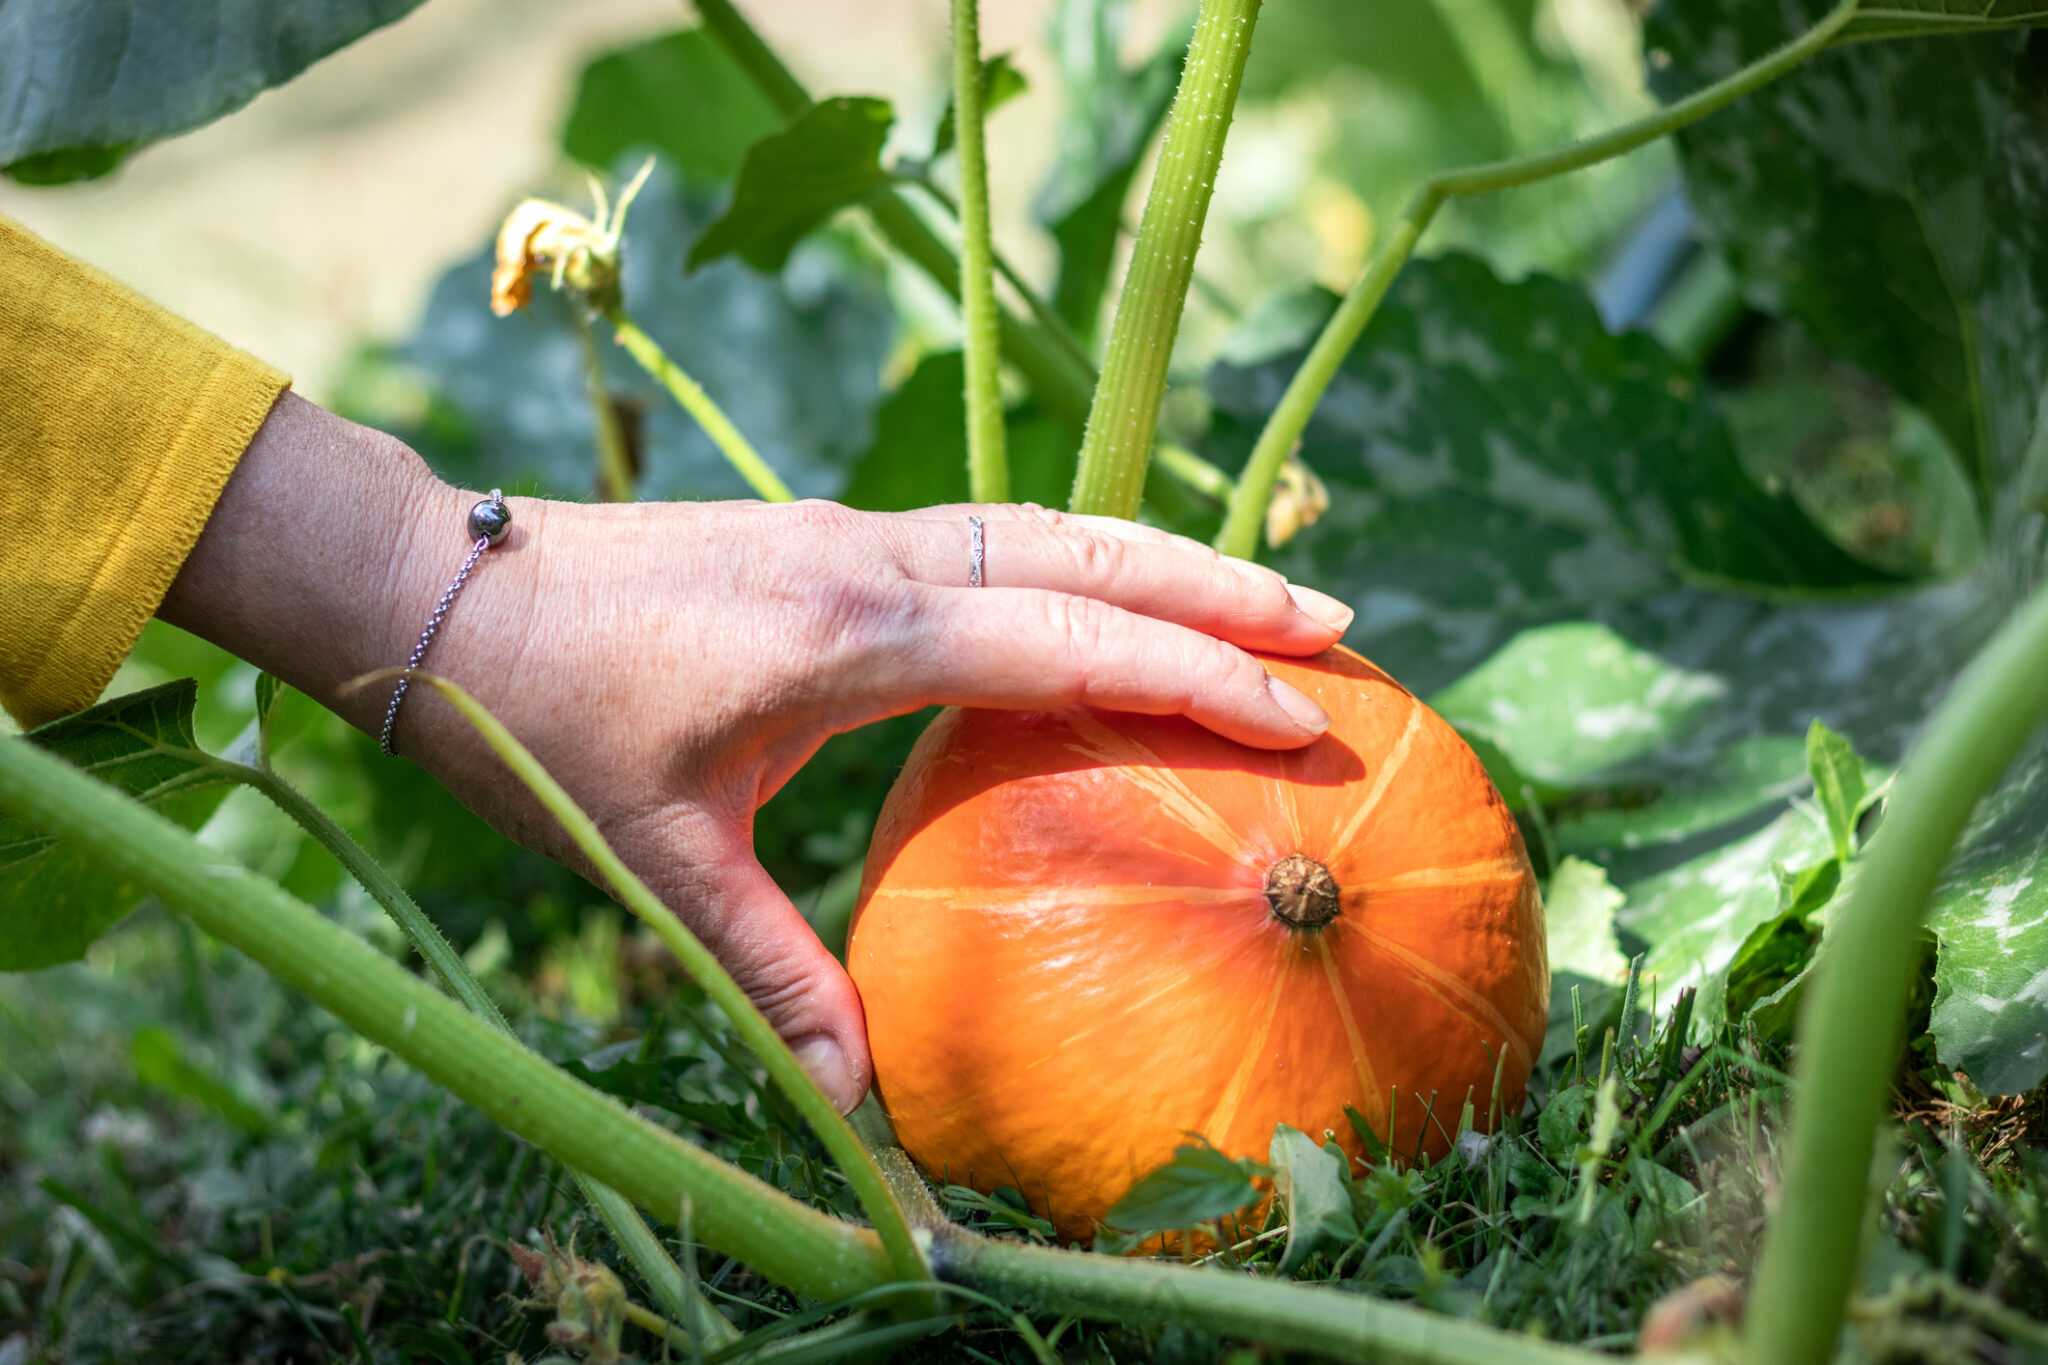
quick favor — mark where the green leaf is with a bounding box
[689,98,896,274]
[1036,0,1189,341]
[1554,735,1810,862]
[1536,1085,1588,1161]
[1618,802,1836,1028]
[1838,1,2048,42]
[1724,899,1824,1026]
[1545,857,1631,984]
[1806,720,1868,864]
[932,53,1029,158]
[1,682,231,970]
[1927,752,2048,1092]
[1430,622,1728,789]
[1104,1142,1266,1234]
[838,351,1078,513]
[342,163,894,503]
[1221,254,1895,695]
[561,28,784,184]
[0,0,426,176]
[1269,1123,1358,1275]
[1651,0,2048,503]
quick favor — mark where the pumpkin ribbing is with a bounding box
[847,646,1547,1242]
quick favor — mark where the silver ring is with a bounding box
[968,515,985,588]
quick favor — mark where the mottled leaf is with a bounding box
[561,28,783,183]
[1546,857,1631,984]
[689,98,895,274]
[1,682,231,970]
[342,162,893,503]
[1652,0,2048,503]
[1219,254,1894,695]
[1270,1123,1358,1275]
[1430,622,1727,788]
[0,0,426,177]
[1618,802,1835,1028]
[1104,1143,1265,1234]
[1554,735,1809,862]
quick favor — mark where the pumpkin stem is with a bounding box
[1264,854,1340,929]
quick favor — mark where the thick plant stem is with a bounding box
[950,0,1006,502]
[0,738,892,1302]
[609,314,794,502]
[412,675,932,1291]
[222,761,732,1344]
[694,0,1097,432]
[1068,0,1261,520]
[1747,583,2048,1365]
[1214,0,1861,558]
[938,1230,1601,1365]
[575,312,637,502]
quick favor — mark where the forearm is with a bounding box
[158,392,477,736]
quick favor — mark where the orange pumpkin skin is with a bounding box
[847,647,1547,1242]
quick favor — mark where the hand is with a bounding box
[164,394,1354,1111]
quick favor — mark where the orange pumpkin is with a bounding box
[847,647,1547,1241]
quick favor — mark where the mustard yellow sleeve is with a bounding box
[0,214,290,729]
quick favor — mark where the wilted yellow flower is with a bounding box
[489,158,653,318]
[1265,450,1330,549]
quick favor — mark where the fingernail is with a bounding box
[790,1033,861,1114]
[1287,584,1354,633]
[1267,677,1330,734]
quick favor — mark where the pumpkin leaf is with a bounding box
[1836,1,2048,45]
[339,160,894,503]
[1270,1123,1358,1276]
[932,53,1029,159]
[1,682,233,970]
[1651,0,2048,504]
[1104,1142,1268,1235]
[1429,622,1727,790]
[1222,253,1897,697]
[1553,735,1810,864]
[688,98,897,274]
[0,0,426,180]
[837,352,1078,513]
[561,27,784,184]
[1545,857,1631,985]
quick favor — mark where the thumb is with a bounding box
[649,826,872,1115]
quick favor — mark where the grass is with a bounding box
[7,888,2048,1365]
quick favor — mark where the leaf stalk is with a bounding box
[950,0,1007,502]
[1067,0,1262,520]
[609,313,794,502]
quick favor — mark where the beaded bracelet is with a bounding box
[379,489,511,757]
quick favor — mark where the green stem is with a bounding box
[938,1231,1602,1365]
[1214,0,1861,558]
[609,313,794,502]
[410,675,931,1290]
[1747,582,2048,1365]
[575,311,637,503]
[695,0,1098,433]
[0,737,891,1302]
[214,759,732,1343]
[950,0,1006,502]
[1068,0,1261,520]
[1153,442,1236,503]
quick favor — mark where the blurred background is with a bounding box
[0,0,1660,406]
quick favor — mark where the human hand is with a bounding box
[164,395,1354,1111]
